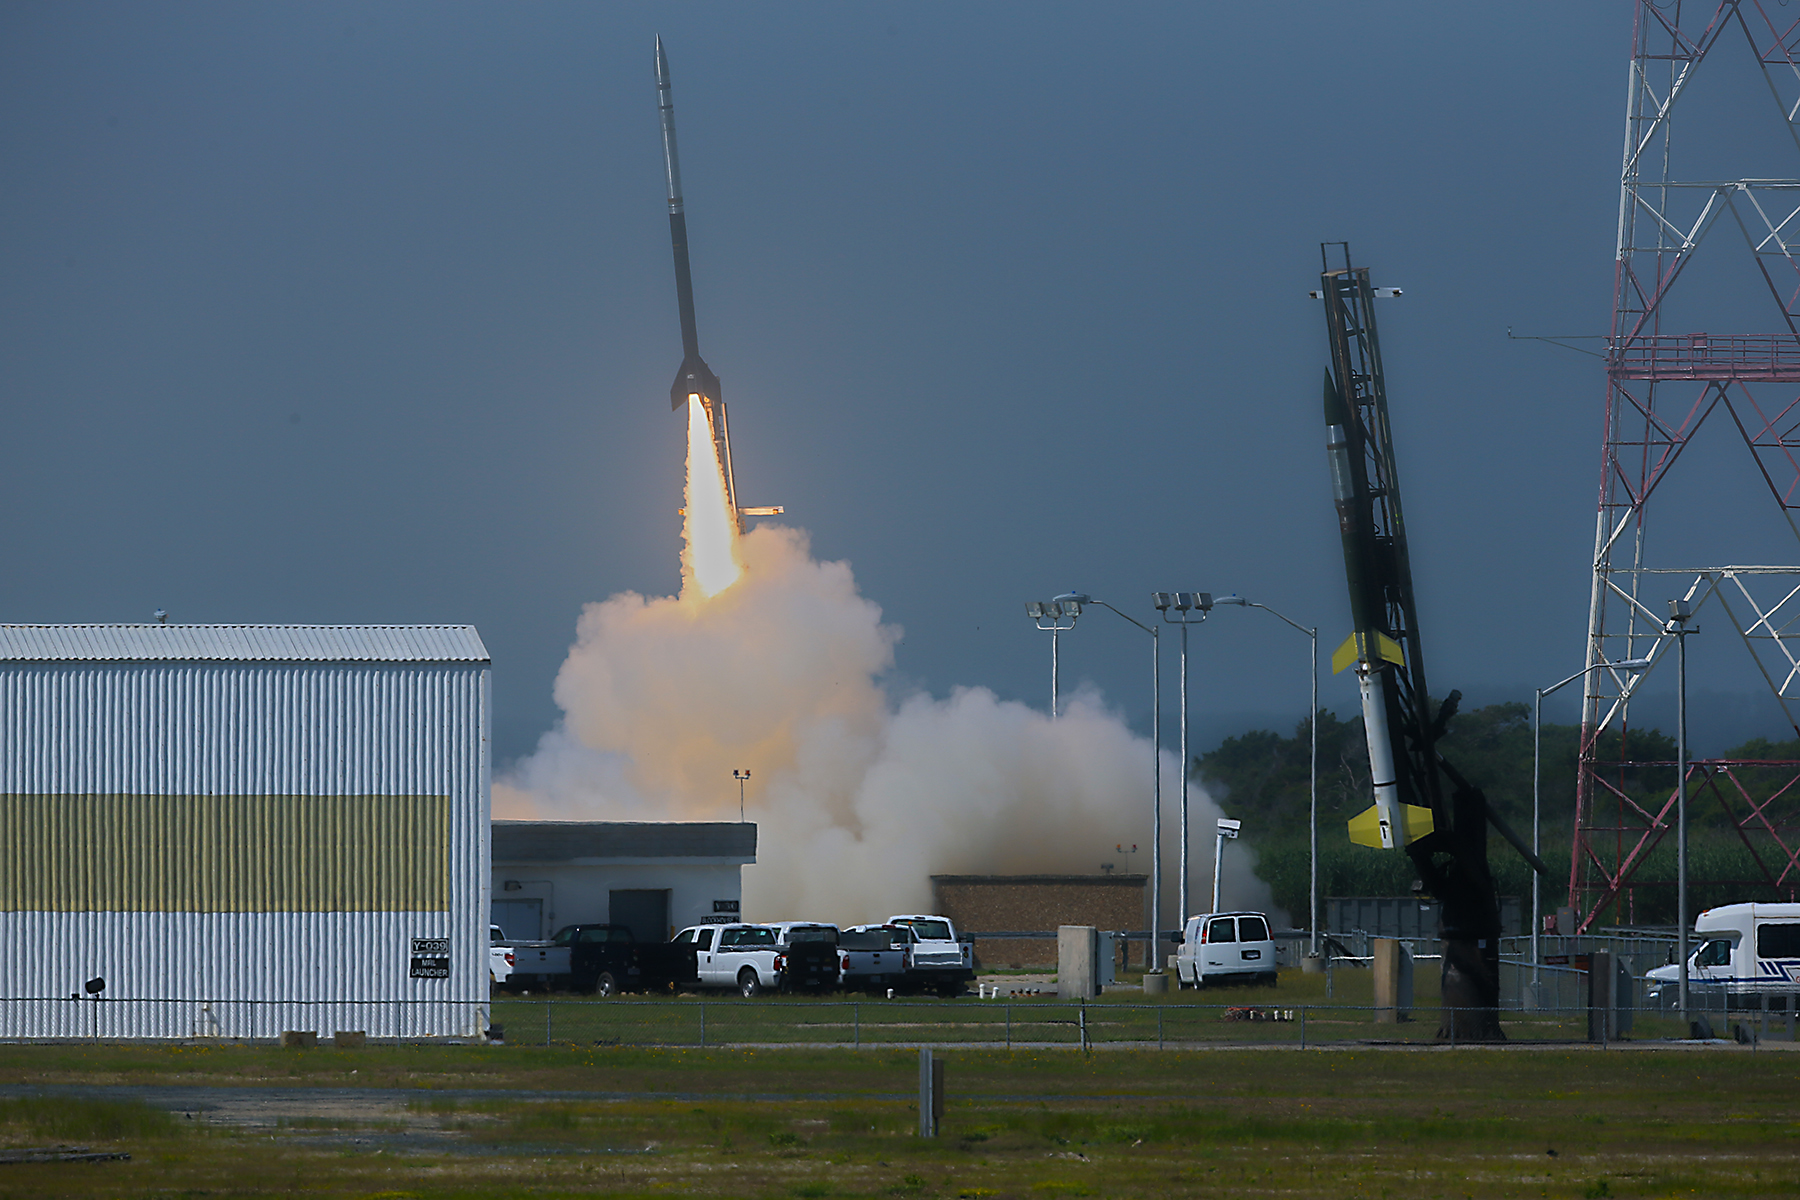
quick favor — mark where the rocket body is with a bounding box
[656,35,724,415]
[655,36,740,531]
[1324,369,1429,849]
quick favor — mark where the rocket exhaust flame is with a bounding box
[683,395,741,598]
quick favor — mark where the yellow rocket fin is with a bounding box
[1402,803,1433,840]
[1347,804,1386,847]
[1347,803,1436,849]
[1331,632,1408,675]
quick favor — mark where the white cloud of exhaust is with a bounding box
[495,522,1272,928]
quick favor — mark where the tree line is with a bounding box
[1196,703,1800,926]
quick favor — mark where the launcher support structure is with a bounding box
[1318,244,1546,1041]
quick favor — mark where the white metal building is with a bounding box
[0,625,491,1040]
[492,821,756,943]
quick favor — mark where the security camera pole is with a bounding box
[1213,818,1240,912]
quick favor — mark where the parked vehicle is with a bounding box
[887,914,975,997]
[508,924,699,994]
[1175,912,1277,988]
[674,923,783,997]
[1646,903,1800,1005]
[768,922,840,993]
[508,930,573,989]
[564,924,648,995]
[488,923,514,987]
[839,924,911,992]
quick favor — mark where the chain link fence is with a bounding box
[0,998,490,1041]
[486,993,1792,1050]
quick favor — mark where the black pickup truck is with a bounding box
[770,922,840,993]
[561,924,699,994]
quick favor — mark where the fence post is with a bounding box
[1300,1005,1306,1049]
[918,1048,936,1138]
[1079,1003,1088,1051]
[854,1002,860,1049]
[1158,1006,1164,1051]
[545,998,553,1046]
[700,1000,707,1048]
[1005,1003,1011,1050]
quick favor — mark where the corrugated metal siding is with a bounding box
[0,660,489,1039]
[0,625,489,662]
[1,795,449,911]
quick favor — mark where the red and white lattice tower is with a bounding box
[1575,0,1800,931]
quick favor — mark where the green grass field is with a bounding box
[487,965,1729,1048]
[0,1036,1795,1198]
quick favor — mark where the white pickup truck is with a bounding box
[888,914,975,997]
[673,923,784,997]
[488,924,515,987]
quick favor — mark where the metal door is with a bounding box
[609,889,670,944]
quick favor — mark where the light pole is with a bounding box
[1025,596,1083,719]
[1533,655,1652,988]
[733,769,750,823]
[1214,596,1319,954]
[1666,597,1698,1019]
[1056,592,1163,972]
[1213,818,1241,911]
[1154,592,1214,926]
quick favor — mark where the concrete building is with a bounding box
[930,873,1147,969]
[491,821,757,943]
[0,625,491,1040]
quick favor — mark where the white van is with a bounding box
[1175,911,1277,988]
[1645,902,1800,1002]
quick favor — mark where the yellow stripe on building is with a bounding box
[0,795,449,912]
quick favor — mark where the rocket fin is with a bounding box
[1402,803,1434,841]
[1347,804,1389,848]
[1375,633,1406,667]
[1348,802,1435,849]
[1331,631,1407,675]
[1353,802,1432,849]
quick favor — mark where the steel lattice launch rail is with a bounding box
[1575,0,1800,931]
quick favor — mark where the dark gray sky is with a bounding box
[3,2,1790,765]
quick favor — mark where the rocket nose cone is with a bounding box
[655,35,668,82]
[1323,370,1348,425]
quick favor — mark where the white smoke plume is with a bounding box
[495,521,1273,926]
